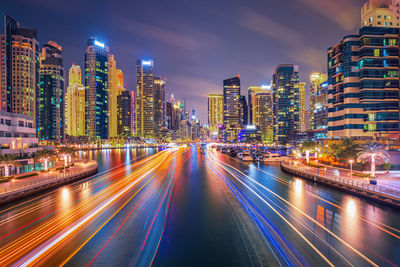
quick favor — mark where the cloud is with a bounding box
[239,8,304,45]
[295,0,360,31]
[115,17,221,51]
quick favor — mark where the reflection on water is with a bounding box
[61,187,71,210]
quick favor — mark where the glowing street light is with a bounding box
[349,159,353,179]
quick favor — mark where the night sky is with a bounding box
[3,0,365,123]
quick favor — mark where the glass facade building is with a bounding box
[328,27,400,139]
[223,76,241,142]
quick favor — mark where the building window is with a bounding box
[374,49,380,57]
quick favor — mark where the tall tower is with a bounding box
[85,38,109,141]
[361,0,400,27]
[154,77,166,137]
[240,95,248,126]
[207,94,223,134]
[309,73,328,133]
[223,76,241,142]
[108,55,125,138]
[272,65,300,143]
[117,90,132,137]
[136,59,154,138]
[65,64,85,137]
[0,15,39,125]
[299,82,306,132]
[254,90,273,143]
[38,41,64,143]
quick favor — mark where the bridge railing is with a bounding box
[0,162,98,195]
[281,160,400,200]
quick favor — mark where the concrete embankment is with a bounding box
[281,161,400,209]
[0,161,98,205]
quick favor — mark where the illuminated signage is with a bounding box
[261,84,271,90]
[94,40,105,48]
[246,125,257,130]
[142,60,153,66]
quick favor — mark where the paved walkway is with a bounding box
[0,161,97,194]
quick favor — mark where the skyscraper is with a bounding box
[328,26,400,139]
[254,90,273,143]
[85,37,109,140]
[223,76,241,142]
[207,94,223,134]
[299,82,306,132]
[130,90,136,136]
[136,59,154,139]
[0,15,39,126]
[65,64,85,137]
[361,0,400,28]
[272,65,300,143]
[154,77,166,138]
[309,73,328,139]
[108,55,125,139]
[117,90,132,137]
[38,41,64,143]
[248,85,271,125]
[240,95,248,126]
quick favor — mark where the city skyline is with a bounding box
[2,0,365,123]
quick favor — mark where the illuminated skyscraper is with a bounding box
[328,27,400,139]
[65,64,85,137]
[108,54,125,139]
[272,65,300,143]
[136,59,154,138]
[361,0,400,27]
[248,85,271,125]
[38,41,64,143]
[299,82,306,132]
[207,94,223,134]
[309,73,328,138]
[85,37,109,140]
[223,76,241,142]
[154,77,166,138]
[117,90,132,137]
[240,95,248,126]
[130,90,135,136]
[0,15,39,125]
[254,90,273,143]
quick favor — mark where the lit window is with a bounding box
[374,49,380,57]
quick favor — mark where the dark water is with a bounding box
[1,147,399,266]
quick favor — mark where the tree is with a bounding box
[0,154,20,177]
[299,140,321,163]
[58,147,76,165]
[327,143,342,160]
[338,138,360,163]
[35,150,56,171]
[357,142,390,177]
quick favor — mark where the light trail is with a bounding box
[208,150,379,267]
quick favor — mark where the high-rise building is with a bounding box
[85,37,109,140]
[65,64,85,137]
[136,59,154,139]
[361,0,400,28]
[248,85,271,125]
[0,15,39,126]
[38,41,64,143]
[117,90,132,137]
[299,82,306,132]
[130,90,135,136]
[108,55,125,138]
[328,26,400,139]
[154,77,166,138]
[309,73,328,139]
[254,90,273,143]
[272,65,300,143]
[207,94,223,134]
[223,76,242,142]
[240,95,248,126]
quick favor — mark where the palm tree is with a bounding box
[35,150,56,171]
[58,147,76,165]
[0,154,20,177]
[327,143,342,160]
[357,143,390,177]
[299,140,321,163]
[339,138,360,162]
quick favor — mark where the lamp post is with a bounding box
[349,159,353,179]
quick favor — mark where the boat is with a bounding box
[242,151,253,162]
[262,153,289,162]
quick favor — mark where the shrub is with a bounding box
[17,173,39,179]
[304,162,325,169]
[0,176,13,183]
[352,173,370,178]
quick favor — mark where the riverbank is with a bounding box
[281,160,400,209]
[0,160,98,205]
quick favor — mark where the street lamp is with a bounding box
[349,159,353,179]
